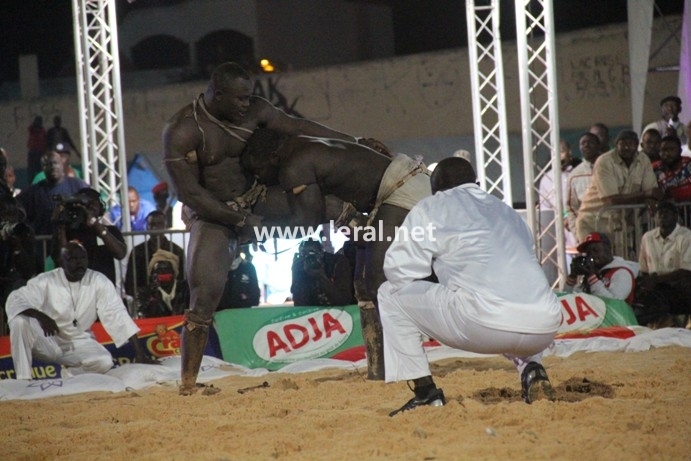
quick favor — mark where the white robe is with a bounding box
[378,183,562,382]
[6,268,139,379]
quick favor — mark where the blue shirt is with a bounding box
[108,198,156,231]
[17,177,90,237]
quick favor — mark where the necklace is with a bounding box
[66,278,81,327]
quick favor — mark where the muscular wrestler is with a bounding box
[242,129,432,379]
[163,62,387,395]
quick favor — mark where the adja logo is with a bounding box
[253,309,353,362]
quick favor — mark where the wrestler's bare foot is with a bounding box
[179,383,221,396]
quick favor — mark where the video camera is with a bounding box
[53,194,90,229]
[570,255,595,277]
[0,221,32,241]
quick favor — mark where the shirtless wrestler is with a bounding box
[242,129,432,379]
[163,62,389,395]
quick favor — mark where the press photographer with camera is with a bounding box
[17,151,89,245]
[290,238,355,307]
[565,232,639,303]
[51,187,127,285]
[1,195,37,332]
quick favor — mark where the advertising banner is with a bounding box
[214,305,363,371]
[0,315,223,380]
[556,292,638,336]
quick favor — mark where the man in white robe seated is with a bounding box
[5,241,156,380]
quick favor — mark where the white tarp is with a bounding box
[1,327,690,401]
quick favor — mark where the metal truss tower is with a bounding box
[466,0,512,204]
[72,0,130,231]
[467,0,565,289]
[514,0,565,289]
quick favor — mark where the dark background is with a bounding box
[0,0,684,81]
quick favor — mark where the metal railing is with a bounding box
[593,201,691,261]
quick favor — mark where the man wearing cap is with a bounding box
[31,142,82,184]
[575,130,662,245]
[565,232,639,303]
[637,201,691,327]
[643,96,686,145]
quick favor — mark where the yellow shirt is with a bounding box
[575,149,658,241]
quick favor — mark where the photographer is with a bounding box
[1,196,37,331]
[290,238,355,307]
[565,232,639,303]
[52,187,127,285]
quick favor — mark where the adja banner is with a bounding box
[214,305,364,371]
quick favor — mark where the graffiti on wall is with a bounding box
[565,53,630,101]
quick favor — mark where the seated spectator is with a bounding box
[575,130,662,243]
[217,247,260,310]
[0,195,36,332]
[124,210,185,297]
[636,201,691,328]
[291,238,355,307]
[108,186,156,231]
[566,132,602,233]
[564,232,638,303]
[152,182,174,228]
[652,135,691,202]
[31,142,82,184]
[52,187,127,284]
[589,122,611,154]
[5,241,156,380]
[639,128,662,163]
[17,151,89,240]
[643,96,686,145]
[135,249,189,318]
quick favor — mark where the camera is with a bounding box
[303,254,322,271]
[53,194,89,229]
[0,221,31,241]
[570,255,595,276]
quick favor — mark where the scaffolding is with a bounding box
[72,0,130,231]
[467,0,565,289]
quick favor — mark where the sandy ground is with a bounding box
[2,346,690,461]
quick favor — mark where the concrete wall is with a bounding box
[0,16,681,197]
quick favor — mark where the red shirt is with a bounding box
[653,157,691,201]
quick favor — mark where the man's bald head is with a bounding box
[430,157,477,194]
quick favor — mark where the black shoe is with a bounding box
[521,362,554,404]
[389,387,446,417]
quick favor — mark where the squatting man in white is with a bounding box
[378,157,562,416]
[5,241,156,380]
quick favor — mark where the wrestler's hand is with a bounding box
[357,138,392,157]
[36,312,59,336]
[237,214,263,244]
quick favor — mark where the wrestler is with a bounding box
[242,129,432,379]
[163,62,388,395]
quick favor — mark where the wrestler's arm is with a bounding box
[253,96,391,156]
[162,118,255,228]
